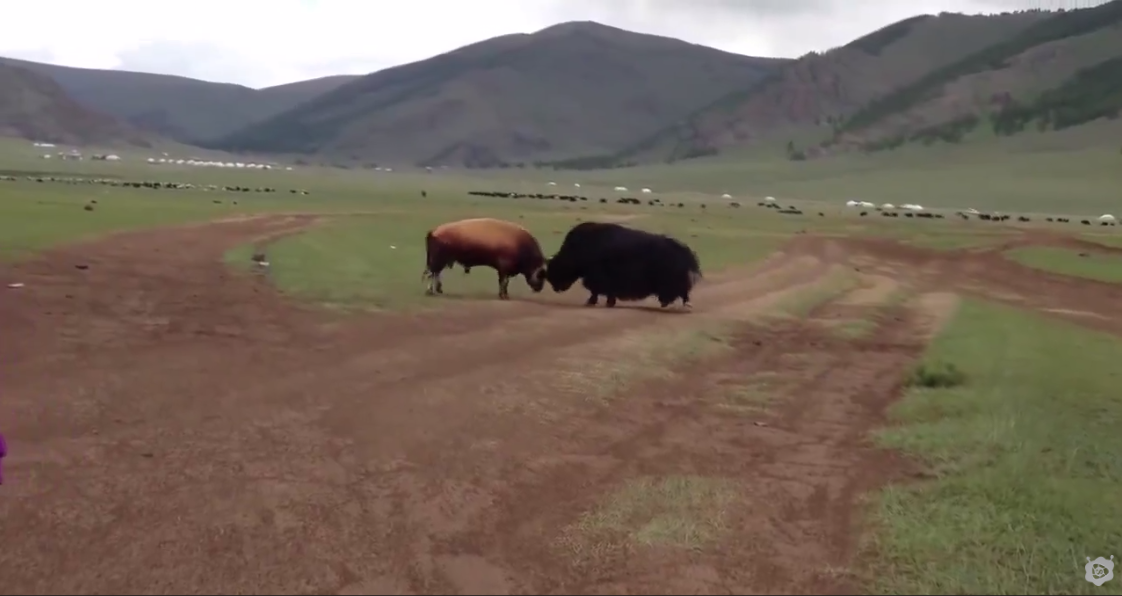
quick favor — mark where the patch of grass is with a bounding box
[834,318,880,339]
[564,476,737,551]
[719,370,778,414]
[1081,234,1122,249]
[901,232,1010,251]
[574,325,734,401]
[867,299,1122,594]
[904,360,967,389]
[240,208,791,312]
[772,268,860,319]
[1007,246,1122,284]
[0,186,236,259]
[227,211,580,311]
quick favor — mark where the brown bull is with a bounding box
[423,218,547,300]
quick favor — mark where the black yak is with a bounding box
[545,221,701,309]
[423,218,547,300]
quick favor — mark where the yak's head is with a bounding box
[544,255,579,293]
[526,265,547,293]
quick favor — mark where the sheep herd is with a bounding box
[0,174,310,196]
[466,189,1118,230]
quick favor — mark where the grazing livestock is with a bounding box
[423,218,547,300]
[544,222,702,309]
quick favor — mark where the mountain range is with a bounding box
[2,1,1120,168]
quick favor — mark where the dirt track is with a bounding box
[1,215,1119,595]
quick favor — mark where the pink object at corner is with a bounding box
[0,432,7,484]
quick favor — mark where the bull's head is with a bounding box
[526,265,547,293]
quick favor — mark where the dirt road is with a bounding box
[1,216,1117,595]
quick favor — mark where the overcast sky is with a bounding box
[2,0,1074,88]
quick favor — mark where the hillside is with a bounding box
[602,10,1055,165]
[206,21,788,167]
[0,62,153,147]
[827,0,1122,153]
[0,57,359,144]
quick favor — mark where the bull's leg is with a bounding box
[498,273,510,300]
[681,292,692,309]
[585,293,599,307]
[433,270,444,294]
[424,269,437,295]
[605,296,617,307]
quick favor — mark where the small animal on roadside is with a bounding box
[422,218,547,300]
[545,221,701,310]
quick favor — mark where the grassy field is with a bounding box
[225,208,796,311]
[1007,246,1122,284]
[4,138,1122,593]
[870,299,1122,595]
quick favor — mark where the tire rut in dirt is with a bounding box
[836,234,1122,336]
[0,222,839,594]
[434,297,930,595]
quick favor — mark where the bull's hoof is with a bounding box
[682,302,693,310]
[425,289,436,296]
[606,297,617,307]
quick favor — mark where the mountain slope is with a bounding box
[206,21,788,166]
[827,0,1122,151]
[609,10,1052,164]
[0,62,153,147]
[0,57,359,143]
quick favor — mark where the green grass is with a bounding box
[228,208,795,311]
[868,299,1122,594]
[772,268,861,319]
[563,476,737,550]
[497,137,1122,216]
[0,185,234,258]
[1007,246,1122,284]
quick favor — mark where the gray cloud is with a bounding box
[8,0,1097,87]
[541,0,1063,58]
[116,41,258,86]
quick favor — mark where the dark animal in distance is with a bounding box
[545,221,702,310]
[423,218,547,300]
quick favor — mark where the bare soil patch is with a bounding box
[0,222,1114,594]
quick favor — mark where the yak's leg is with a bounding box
[681,292,692,309]
[585,293,599,307]
[605,296,617,307]
[498,273,511,300]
